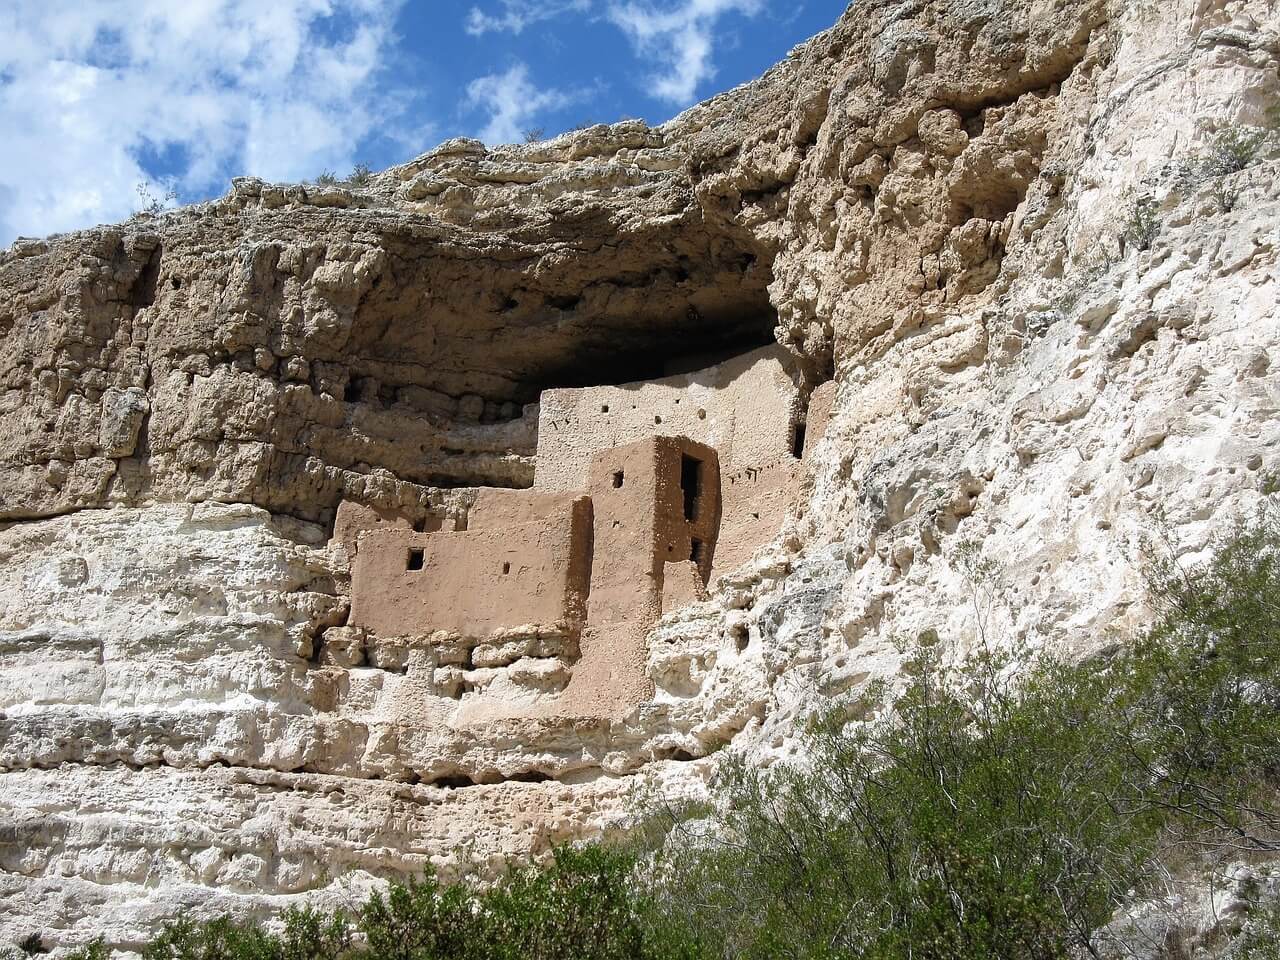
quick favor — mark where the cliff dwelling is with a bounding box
[335,344,834,719]
[8,0,1280,945]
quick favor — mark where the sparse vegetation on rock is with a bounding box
[3,0,1280,950]
[1125,195,1161,252]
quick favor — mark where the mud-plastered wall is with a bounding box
[349,495,592,640]
[533,345,800,492]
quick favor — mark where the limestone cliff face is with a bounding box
[2,0,1279,949]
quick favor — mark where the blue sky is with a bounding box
[0,1,844,246]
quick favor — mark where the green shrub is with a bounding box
[1237,899,1280,959]
[476,846,682,960]
[649,643,1160,960]
[1171,125,1274,210]
[65,941,111,960]
[1199,128,1269,178]
[357,872,472,960]
[314,171,338,186]
[143,908,349,960]
[1125,516,1280,851]
[645,513,1280,959]
[1125,195,1161,252]
[135,182,177,216]
[347,164,373,187]
[136,848,684,960]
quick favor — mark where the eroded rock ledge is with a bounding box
[3,0,1280,949]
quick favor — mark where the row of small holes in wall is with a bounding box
[409,549,512,577]
[728,466,777,484]
[597,403,707,421]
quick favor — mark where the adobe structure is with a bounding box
[336,344,833,719]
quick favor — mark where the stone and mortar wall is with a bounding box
[347,494,591,642]
[545,436,721,718]
[533,344,799,491]
[341,435,722,723]
[534,345,830,583]
[2,0,1279,950]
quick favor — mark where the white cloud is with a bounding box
[465,0,593,36]
[466,63,573,145]
[607,0,763,104]
[0,0,414,246]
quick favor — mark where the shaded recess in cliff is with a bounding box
[350,217,779,404]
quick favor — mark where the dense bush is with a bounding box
[643,514,1280,959]
[15,515,1280,959]
[648,645,1158,958]
[62,847,682,960]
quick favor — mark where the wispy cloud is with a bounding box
[466,63,574,145]
[465,0,593,36]
[0,0,413,245]
[607,0,763,104]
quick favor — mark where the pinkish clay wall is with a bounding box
[533,345,799,492]
[549,436,720,716]
[662,560,709,614]
[334,345,833,719]
[334,501,417,558]
[348,495,591,640]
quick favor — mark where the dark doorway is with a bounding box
[681,455,701,521]
[407,548,425,571]
[791,422,807,459]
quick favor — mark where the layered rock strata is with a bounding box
[2,0,1279,949]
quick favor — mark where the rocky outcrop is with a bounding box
[2,0,1279,950]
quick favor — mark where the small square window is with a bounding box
[407,548,425,571]
[612,470,624,488]
[601,404,609,413]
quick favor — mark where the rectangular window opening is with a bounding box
[612,470,624,489]
[407,548,426,571]
[680,454,701,521]
[502,562,511,575]
[791,421,808,459]
[690,539,704,564]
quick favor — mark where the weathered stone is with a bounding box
[2,0,1279,951]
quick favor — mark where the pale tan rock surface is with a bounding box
[2,0,1280,950]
